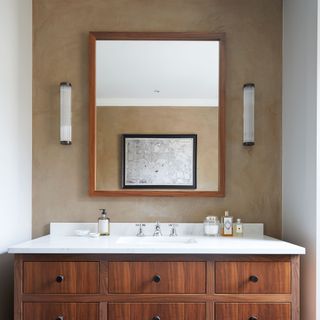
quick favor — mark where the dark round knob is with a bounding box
[152,316,160,320]
[249,275,259,283]
[56,275,64,283]
[152,274,161,283]
[56,316,64,320]
[248,317,258,320]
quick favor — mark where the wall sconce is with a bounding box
[60,82,72,145]
[243,83,255,146]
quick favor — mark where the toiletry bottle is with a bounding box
[222,210,233,236]
[98,209,110,236]
[234,218,243,237]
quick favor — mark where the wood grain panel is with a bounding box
[14,255,23,320]
[77,303,99,320]
[215,303,291,320]
[206,261,215,294]
[23,303,99,320]
[100,302,108,320]
[21,293,291,304]
[215,261,291,294]
[23,261,99,294]
[19,253,292,263]
[109,303,206,320]
[108,261,206,293]
[291,255,300,320]
[24,302,75,320]
[100,261,108,294]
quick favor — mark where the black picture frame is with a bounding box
[122,134,197,189]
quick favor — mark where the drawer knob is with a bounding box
[249,275,259,283]
[56,316,64,320]
[56,275,64,283]
[152,274,161,283]
[152,316,161,320]
[248,317,258,320]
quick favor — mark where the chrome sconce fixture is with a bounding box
[243,83,255,146]
[60,82,72,145]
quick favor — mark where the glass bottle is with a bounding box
[222,210,233,236]
[203,216,220,236]
[98,209,110,236]
[234,218,243,237]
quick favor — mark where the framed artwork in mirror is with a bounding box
[122,134,197,189]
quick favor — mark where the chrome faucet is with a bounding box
[153,221,163,237]
[136,223,146,237]
[169,223,178,236]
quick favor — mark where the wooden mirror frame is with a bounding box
[89,32,225,197]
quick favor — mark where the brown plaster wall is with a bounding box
[96,107,219,191]
[33,0,282,238]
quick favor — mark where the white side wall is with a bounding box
[317,0,320,315]
[283,0,318,318]
[0,0,32,318]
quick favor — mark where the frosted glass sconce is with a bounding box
[243,83,255,146]
[60,82,72,145]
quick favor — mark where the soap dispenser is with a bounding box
[98,209,110,236]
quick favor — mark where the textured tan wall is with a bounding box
[33,0,282,238]
[96,107,219,190]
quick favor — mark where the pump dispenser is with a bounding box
[98,209,110,236]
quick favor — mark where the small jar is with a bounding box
[203,216,220,236]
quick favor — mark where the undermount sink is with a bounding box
[116,236,198,245]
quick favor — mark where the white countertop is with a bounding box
[8,223,305,255]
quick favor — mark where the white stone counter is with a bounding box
[8,223,305,255]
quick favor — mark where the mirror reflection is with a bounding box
[96,41,219,107]
[89,33,225,196]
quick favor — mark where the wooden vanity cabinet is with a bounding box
[14,254,300,320]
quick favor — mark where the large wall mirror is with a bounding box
[89,32,225,197]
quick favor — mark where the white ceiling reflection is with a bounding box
[96,40,219,107]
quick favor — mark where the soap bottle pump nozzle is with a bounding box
[99,208,107,216]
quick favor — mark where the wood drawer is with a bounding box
[215,303,291,320]
[23,303,99,320]
[23,261,99,294]
[108,261,206,293]
[215,261,291,294]
[109,303,206,320]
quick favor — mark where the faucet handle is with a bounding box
[136,223,146,237]
[153,221,162,236]
[169,223,179,236]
